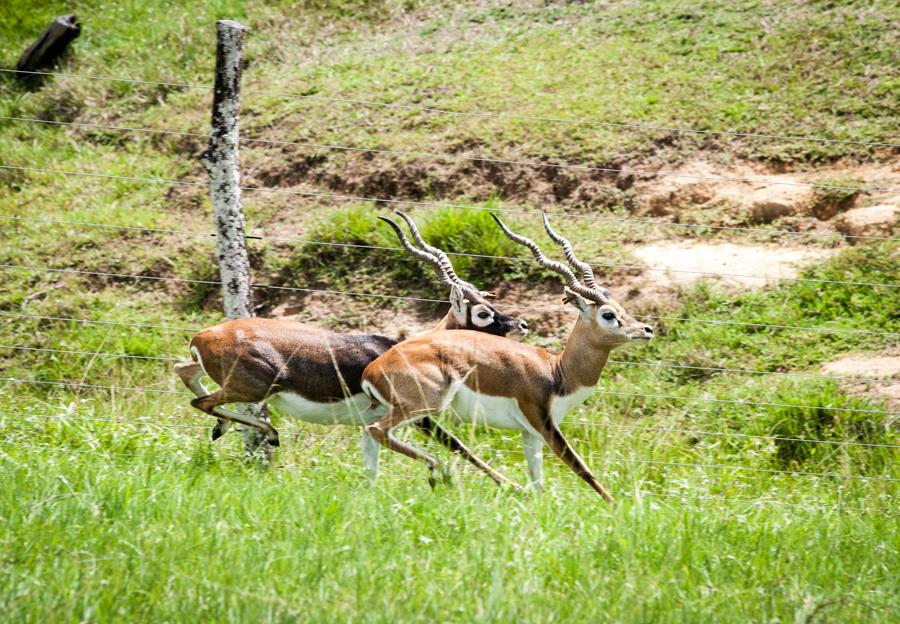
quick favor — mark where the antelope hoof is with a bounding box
[211,424,224,441]
[267,433,280,447]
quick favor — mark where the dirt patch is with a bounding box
[240,140,900,244]
[823,354,900,378]
[823,351,900,411]
[630,241,834,289]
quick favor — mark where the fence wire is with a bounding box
[5,395,897,450]
[2,263,898,338]
[1,342,885,383]
[2,213,897,290]
[2,115,896,194]
[3,164,900,242]
[1,412,897,484]
[0,441,888,513]
[3,68,899,149]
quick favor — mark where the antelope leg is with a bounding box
[174,361,232,440]
[522,430,544,491]
[415,417,519,489]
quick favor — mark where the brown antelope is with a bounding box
[174,212,528,480]
[361,212,653,501]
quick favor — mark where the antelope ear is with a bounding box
[563,287,591,319]
[449,284,468,324]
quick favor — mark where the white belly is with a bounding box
[441,384,595,432]
[443,383,533,431]
[267,391,386,426]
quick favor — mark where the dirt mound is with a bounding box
[243,143,900,242]
[834,204,899,239]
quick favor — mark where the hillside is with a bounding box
[1,1,899,621]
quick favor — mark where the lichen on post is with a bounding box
[200,19,251,320]
[200,20,270,459]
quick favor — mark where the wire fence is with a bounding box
[2,213,898,290]
[1,341,888,382]
[3,115,898,194]
[0,441,886,514]
[2,261,898,337]
[4,164,900,244]
[5,396,898,449]
[1,407,897,484]
[4,68,900,149]
[3,375,896,416]
[1,66,898,511]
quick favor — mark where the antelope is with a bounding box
[174,212,528,481]
[361,212,654,501]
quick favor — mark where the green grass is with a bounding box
[1,437,897,622]
[1,241,897,621]
[289,203,542,293]
[2,0,899,621]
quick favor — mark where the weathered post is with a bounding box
[200,20,271,460]
[16,14,81,76]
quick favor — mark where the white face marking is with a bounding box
[470,304,495,328]
[596,306,620,329]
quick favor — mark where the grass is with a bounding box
[1,439,898,622]
[289,203,542,293]
[1,240,897,621]
[1,0,899,621]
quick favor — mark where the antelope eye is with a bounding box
[477,312,491,319]
[601,311,616,321]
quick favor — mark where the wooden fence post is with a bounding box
[16,14,81,75]
[200,19,271,460]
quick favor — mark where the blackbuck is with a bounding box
[361,212,653,501]
[174,211,528,478]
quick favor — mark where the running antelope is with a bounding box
[174,212,528,479]
[361,212,653,501]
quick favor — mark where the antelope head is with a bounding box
[379,211,528,337]
[492,211,652,347]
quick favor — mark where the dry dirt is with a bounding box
[630,241,834,289]
[823,354,900,378]
[245,143,900,241]
[823,351,900,411]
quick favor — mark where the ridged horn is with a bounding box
[394,210,486,301]
[378,216,455,292]
[490,213,606,304]
[540,210,613,300]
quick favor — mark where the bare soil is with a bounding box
[823,350,900,411]
[244,144,900,242]
[630,241,833,289]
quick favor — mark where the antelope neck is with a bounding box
[556,316,611,393]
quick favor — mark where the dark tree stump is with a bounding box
[16,14,81,76]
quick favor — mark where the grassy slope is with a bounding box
[1,0,899,622]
